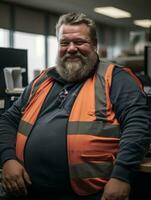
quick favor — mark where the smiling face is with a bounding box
[56,23,98,82]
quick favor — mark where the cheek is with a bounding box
[79,47,95,57]
[59,47,66,57]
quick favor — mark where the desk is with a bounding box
[140,157,151,173]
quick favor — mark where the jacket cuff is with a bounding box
[111,164,132,183]
[0,149,16,166]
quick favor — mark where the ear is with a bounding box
[93,45,97,52]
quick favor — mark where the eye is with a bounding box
[75,40,86,46]
[60,41,70,47]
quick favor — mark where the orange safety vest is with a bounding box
[15,62,142,195]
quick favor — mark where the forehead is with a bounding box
[58,24,91,40]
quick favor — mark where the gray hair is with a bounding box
[56,12,97,46]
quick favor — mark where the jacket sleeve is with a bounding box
[110,67,151,183]
[0,83,32,166]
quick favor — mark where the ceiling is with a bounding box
[3,0,151,30]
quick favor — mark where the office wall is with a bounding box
[1,1,147,76]
[0,3,10,29]
[97,24,130,58]
[0,2,59,36]
[0,1,131,55]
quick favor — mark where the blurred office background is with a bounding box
[0,0,151,82]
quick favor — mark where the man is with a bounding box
[0,12,150,200]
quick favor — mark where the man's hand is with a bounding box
[1,159,32,197]
[101,178,130,200]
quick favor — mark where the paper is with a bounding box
[3,67,24,91]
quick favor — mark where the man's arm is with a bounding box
[0,83,32,165]
[101,68,151,200]
[0,83,32,196]
[111,68,151,181]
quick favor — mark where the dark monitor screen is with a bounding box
[145,45,151,78]
[0,47,28,100]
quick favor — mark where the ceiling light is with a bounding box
[134,19,151,28]
[94,6,131,18]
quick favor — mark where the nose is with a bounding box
[67,42,77,53]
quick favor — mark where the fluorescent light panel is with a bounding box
[134,19,151,28]
[94,6,131,18]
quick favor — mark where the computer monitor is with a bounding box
[144,45,151,78]
[0,47,28,100]
[144,45,151,108]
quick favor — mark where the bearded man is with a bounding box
[0,13,150,200]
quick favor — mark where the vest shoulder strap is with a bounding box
[22,67,54,112]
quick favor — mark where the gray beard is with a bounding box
[56,56,96,82]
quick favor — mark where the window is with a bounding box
[0,28,9,47]
[48,35,58,67]
[14,31,45,82]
